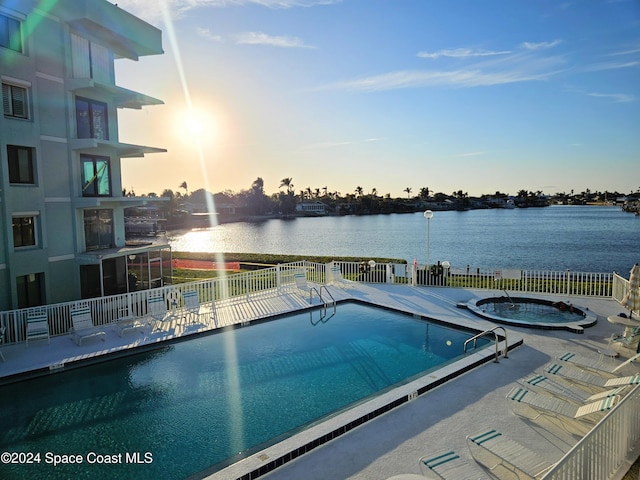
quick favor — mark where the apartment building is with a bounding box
[0,0,170,310]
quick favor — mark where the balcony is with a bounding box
[54,0,163,60]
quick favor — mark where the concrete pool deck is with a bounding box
[0,283,637,479]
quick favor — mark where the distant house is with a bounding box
[0,1,168,307]
[296,202,329,215]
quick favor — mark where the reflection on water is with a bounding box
[167,206,639,272]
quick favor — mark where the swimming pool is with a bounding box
[463,296,597,333]
[0,302,494,480]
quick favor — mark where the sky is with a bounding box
[114,0,640,198]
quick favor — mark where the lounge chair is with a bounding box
[329,264,349,288]
[467,429,555,480]
[419,450,487,479]
[544,362,640,390]
[612,352,640,373]
[507,386,618,430]
[608,327,640,355]
[70,303,106,345]
[520,374,627,404]
[557,351,622,374]
[148,294,173,332]
[114,310,149,337]
[294,271,311,293]
[182,290,203,324]
[26,308,50,346]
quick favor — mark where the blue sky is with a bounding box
[115,0,640,198]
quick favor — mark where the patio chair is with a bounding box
[182,290,203,324]
[70,303,106,346]
[520,374,627,404]
[507,386,618,430]
[329,264,349,288]
[467,429,555,480]
[419,450,487,479]
[26,308,50,346]
[557,351,622,374]
[114,307,149,337]
[148,293,173,332]
[608,327,640,355]
[612,352,640,373]
[543,362,640,390]
[294,271,312,293]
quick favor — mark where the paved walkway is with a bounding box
[0,283,637,479]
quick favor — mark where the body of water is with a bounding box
[167,205,639,274]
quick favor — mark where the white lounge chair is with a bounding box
[613,352,640,373]
[557,351,622,374]
[521,374,627,404]
[70,303,106,345]
[182,290,203,324]
[467,429,555,480]
[544,362,640,389]
[294,272,311,292]
[329,264,349,288]
[507,386,617,432]
[148,294,172,332]
[419,450,487,479]
[26,308,50,346]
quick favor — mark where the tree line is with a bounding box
[123,178,639,219]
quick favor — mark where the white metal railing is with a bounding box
[331,261,615,296]
[542,384,640,480]
[0,261,619,345]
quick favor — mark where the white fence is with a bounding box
[542,384,640,480]
[0,261,618,345]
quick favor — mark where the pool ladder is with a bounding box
[463,326,508,363]
[308,286,336,325]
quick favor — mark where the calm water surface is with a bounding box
[168,206,639,273]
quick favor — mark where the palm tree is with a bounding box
[355,186,363,197]
[179,181,188,197]
[279,177,294,194]
[404,187,412,198]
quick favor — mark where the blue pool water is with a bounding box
[466,297,596,333]
[0,303,488,480]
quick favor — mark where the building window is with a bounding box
[13,215,37,248]
[76,97,108,139]
[2,82,28,118]
[84,209,113,251]
[0,13,22,53]
[71,33,110,82]
[81,155,111,196]
[7,145,35,184]
[16,273,44,308]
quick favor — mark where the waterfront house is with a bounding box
[296,201,329,216]
[1,0,170,309]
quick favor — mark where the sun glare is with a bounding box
[186,117,205,135]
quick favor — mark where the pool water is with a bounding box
[481,301,584,323]
[463,296,596,333]
[0,302,486,480]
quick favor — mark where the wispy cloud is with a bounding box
[521,39,563,50]
[316,52,566,92]
[582,60,640,72]
[301,138,384,150]
[587,92,637,103]
[235,31,315,48]
[196,27,223,42]
[118,0,341,22]
[417,48,511,59]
